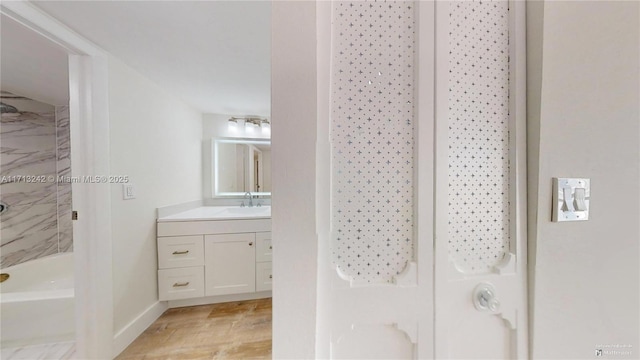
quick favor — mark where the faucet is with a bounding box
[244,192,253,207]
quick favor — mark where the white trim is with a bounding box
[167,291,272,308]
[509,1,529,358]
[271,2,319,358]
[0,1,107,57]
[68,54,113,359]
[1,2,113,359]
[314,0,332,357]
[433,1,451,357]
[112,301,168,358]
[416,1,436,359]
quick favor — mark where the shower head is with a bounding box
[0,102,19,114]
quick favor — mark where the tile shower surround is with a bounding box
[1,94,72,268]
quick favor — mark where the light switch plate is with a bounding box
[552,178,590,222]
[123,183,135,200]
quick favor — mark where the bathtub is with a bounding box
[0,252,75,347]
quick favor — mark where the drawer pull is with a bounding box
[269,275,272,279]
[172,250,189,255]
[249,242,254,246]
[173,282,190,287]
[269,246,272,250]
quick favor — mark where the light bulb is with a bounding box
[228,119,238,132]
[261,120,270,134]
[245,120,257,132]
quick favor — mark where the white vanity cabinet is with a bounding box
[156,214,271,304]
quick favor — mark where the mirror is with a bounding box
[213,138,271,196]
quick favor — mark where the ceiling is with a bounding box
[0,14,70,106]
[32,1,271,116]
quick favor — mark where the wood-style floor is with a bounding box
[116,298,272,359]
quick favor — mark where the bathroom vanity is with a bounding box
[156,206,271,307]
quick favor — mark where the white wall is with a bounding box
[271,1,318,358]
[528,2,639,358]
[108,56,203,335]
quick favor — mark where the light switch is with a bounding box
[123,184,135,200]
[574,187,587,211]
[552,178,590,222]
[562,186,574,212]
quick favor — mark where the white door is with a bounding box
[316,1,433,358]
[433,1,528,358]
[316,1,527,358]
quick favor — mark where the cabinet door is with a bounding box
[255,232,272,262]
[256,261,272,292]
[204,233,256,296]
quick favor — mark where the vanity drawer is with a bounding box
[255,232,272,262]
[158,236,204,269]
[256,262,272,292]
[158,266,204,301]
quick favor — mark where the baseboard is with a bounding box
[168,291,272,308]
[112,301,168,358]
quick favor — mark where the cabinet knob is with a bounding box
[269,275,272,279]
[173,282,190,287]
[172,250,189,255]
[249,242,254,246]
[269,246,272,250]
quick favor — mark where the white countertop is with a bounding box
[158,206,271,222]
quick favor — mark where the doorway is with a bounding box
[0,2,113,358]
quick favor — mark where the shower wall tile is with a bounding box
[56,105,73,253]
[1,202,60,266]
[0,94,69,268]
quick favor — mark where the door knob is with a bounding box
[473,283,500,312]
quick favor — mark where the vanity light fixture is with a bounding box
[245,119,258,132]
[228,116,270,134]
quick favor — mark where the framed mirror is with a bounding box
[213,138,271,197]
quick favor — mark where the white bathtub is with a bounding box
[0,252,75,347]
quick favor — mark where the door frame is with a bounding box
[0,2,113,358]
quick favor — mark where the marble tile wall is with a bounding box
[0,93,73,268]
[56,105,73,253]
